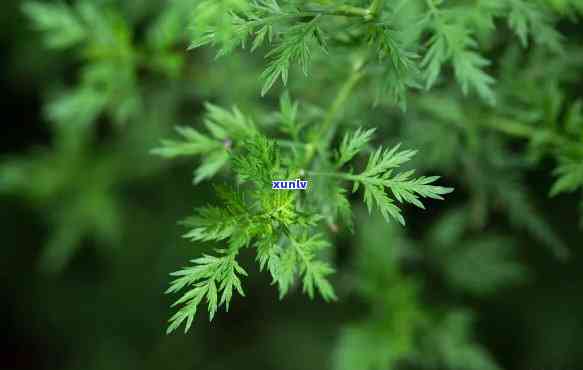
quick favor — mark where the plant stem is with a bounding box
[276,139,311,149]
[330,5,370,18]
[368,0,385,17]
[319,67,364,146]
[299,63,364,170]
[307,170,394,188]
[306,170,359,182]
[306,170,347,178]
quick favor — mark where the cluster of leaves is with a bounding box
[164,133,336,332]
[11,0,583,368]
[187,0,570,107]
[152,104,257,183]
[155,0,583,336]
[156,101,452,332]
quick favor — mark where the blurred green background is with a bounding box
[1,1,583,370]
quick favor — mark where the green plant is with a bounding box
[6,0,583,368]
[157,113,452,331]
[152,0,583,333]
[153,0,461,332]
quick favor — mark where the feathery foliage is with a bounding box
[156,101,452,330]
[153,0,577,332]
[9,0,583,368]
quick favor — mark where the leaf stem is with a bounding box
[319,66,364,147]
[306,170,356,181]
[330,5,370,18]
[368,0,385,17]
[298,62,365,171]
[276,139,311,149]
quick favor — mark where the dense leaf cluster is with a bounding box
[153,0,583,331]
[157,103,452,330]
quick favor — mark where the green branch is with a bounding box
[297,62,364,170]
[330,5,370,18]
[368,0,385,17]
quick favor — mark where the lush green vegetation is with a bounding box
[1,0,583,369]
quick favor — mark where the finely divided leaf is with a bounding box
[337,128,376,167]
[167,252,247,333]
[349,144,453,225]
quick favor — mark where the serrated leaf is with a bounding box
[337,128,376,167]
